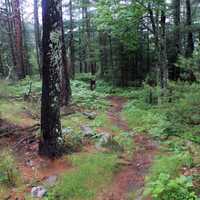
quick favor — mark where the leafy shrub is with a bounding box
[0,150,19,186]
[71,80,109,110]
[147,153,193,183]
[144,173,198,200]
[114,132,134,157]
[63,131,83,153]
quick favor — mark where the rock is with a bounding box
[62,128,73,135]
[83,112,97,120]
[95,132,123,152]
[80,125,94,137]
[45,175,57,187]
[31,186,47,198]
[26,160,34,167]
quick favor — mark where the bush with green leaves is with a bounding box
[71,80,109,110]
[114,132,134,157]
[0,150,19,186]
[144,174,198,200]
[177,47,200,81]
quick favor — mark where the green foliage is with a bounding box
[144,153,195,199]
[0,150,19,186]
[95,0,145,50]
[147,153,192,182]
[144,174,198,200]
[71,80,109,110]
[46,153,118,200]
[122,82,200,144]
[177,47,200,81]
[63,130,83,153]
[114,132,134,157]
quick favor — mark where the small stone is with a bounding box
[62,128,72,135]
[45,175,58,187]
[31,186,47,198]
[83,112,97,120]
[26,160,34,167]
[80,125,94,137]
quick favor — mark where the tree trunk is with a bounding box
[11,0,25,79]
[60,7,71,106]
[160,9,168,91]
[34,0,42,77]
[173,0,181,79]
[5,0,16,72]
[39,0,63,158]
[69,0,75,78]
[185,0,194,57]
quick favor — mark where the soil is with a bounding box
[0,96,157,200]
[98,96,158,200]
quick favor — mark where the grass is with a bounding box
[47,153,118,200]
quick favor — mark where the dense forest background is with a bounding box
[0,0,199,86]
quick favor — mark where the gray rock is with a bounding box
[62,128,72,135]
[80,125,94,137]
[31,186,47,198]
[83,112,97,120]
[96,132,123,152]
[45,175,58,187]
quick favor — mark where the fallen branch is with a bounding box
[0,123,40,138]
[13,134,37,149]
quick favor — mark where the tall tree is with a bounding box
[185,0,194,57]
[12,0,25,79]
[39,0,64,157]
[60,6,71,106]
[34,0,42,77]
[69,0,75,78]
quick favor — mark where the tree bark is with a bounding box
[60,7,71,106]
[11,0,25,79]
[39,0,63,158]
[34,0,42,77]
[185,0,194,57]
[69,0,75,78]
[160,9,168,91]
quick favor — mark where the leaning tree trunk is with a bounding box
[39,0,64,158]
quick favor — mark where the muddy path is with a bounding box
[99,96,158,200]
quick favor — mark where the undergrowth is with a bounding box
[46,153,118,200]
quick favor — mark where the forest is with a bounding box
[0,0,200,199]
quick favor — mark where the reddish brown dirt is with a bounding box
[98,96,158,200]
[0,118,71,199]
[107,96,130,132]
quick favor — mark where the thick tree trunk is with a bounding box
[34,0,42,77]
[39,0,63,158]
[12,0,25,79]
[185,0,194,57]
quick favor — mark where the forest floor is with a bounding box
[97,96,158,200]
[0,78,200,200]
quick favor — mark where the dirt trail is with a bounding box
[99,96,157,200]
